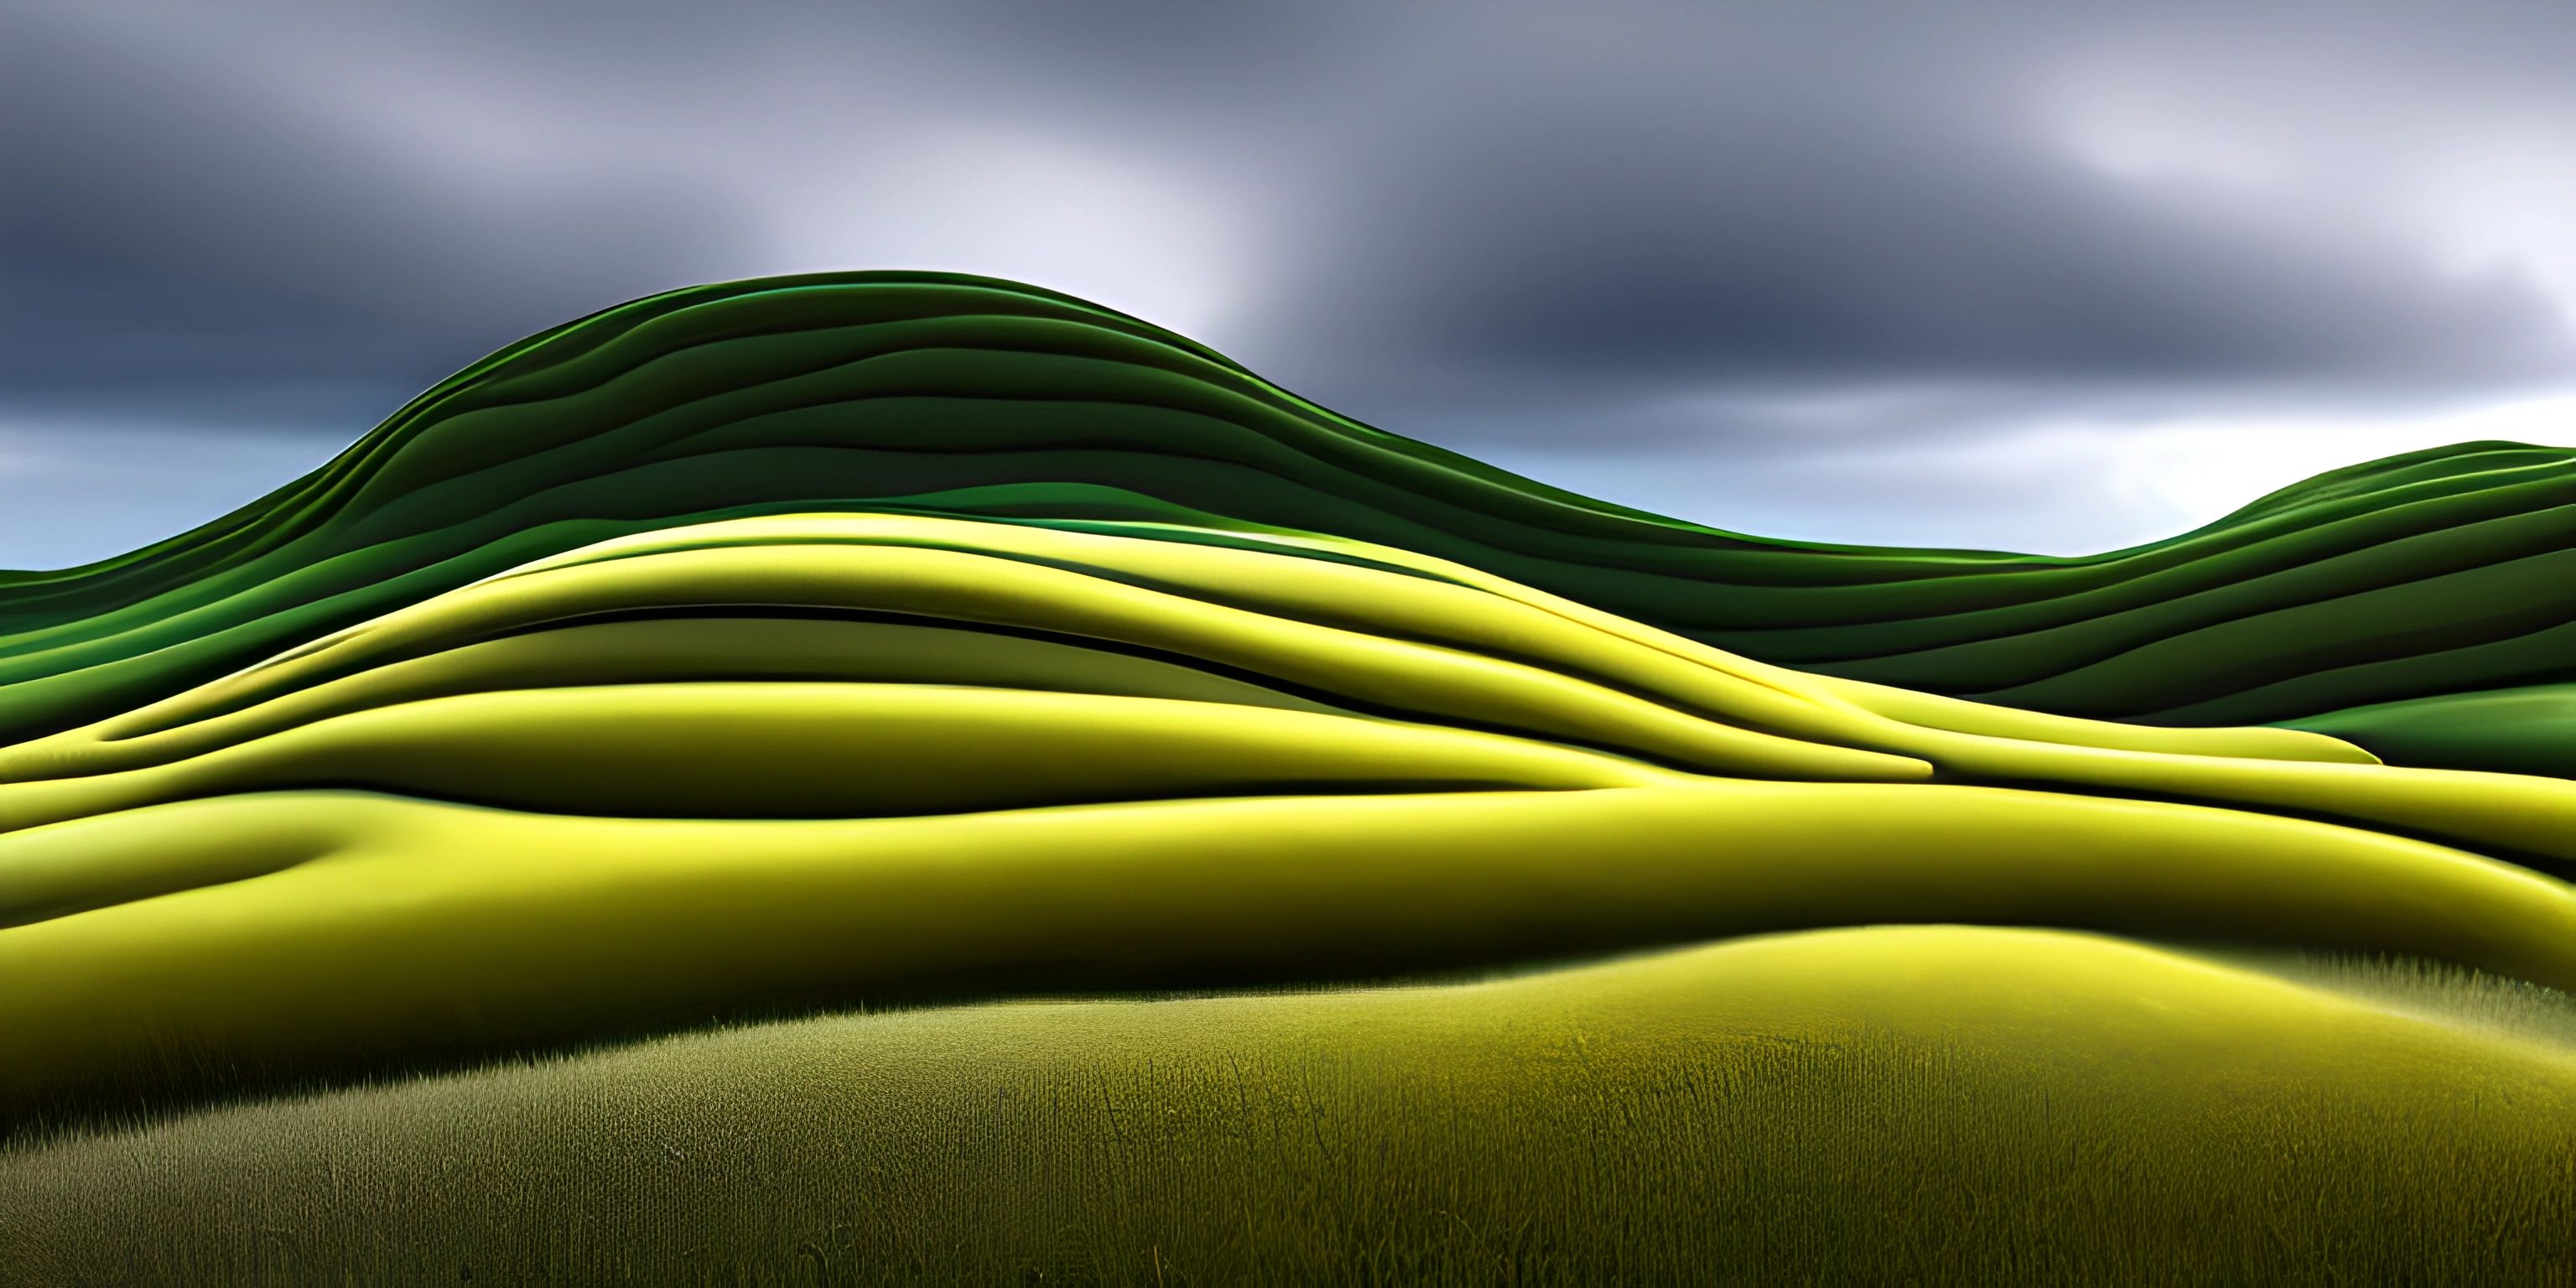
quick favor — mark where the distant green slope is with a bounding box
[2,272,2568,764]
[2289,683,2576,779]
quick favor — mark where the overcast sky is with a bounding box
[6,1,2573,569]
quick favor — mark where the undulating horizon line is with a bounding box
[3,270,2569,759]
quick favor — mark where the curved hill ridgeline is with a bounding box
[0,272,2569,759]
[5,512,2573,1118]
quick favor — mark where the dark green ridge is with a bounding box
[3,271,2571,761]
[2288,683,2576,780]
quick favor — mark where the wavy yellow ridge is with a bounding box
[3,512,2571,1114]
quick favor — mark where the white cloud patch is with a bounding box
[1435,387,2576,557]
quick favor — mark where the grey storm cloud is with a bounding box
[11,1,2576,423]
[1240,6,2576,422]
[1294,83,2563,384]
[2,7,755,424]
[3,0,2574,563]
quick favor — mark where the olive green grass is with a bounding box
[6,926,2570,1286]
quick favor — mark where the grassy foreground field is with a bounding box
[6,927,2571,1285]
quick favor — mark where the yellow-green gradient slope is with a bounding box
[5,514,2568,1117]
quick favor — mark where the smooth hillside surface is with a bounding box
[6,514,2571,1119]
[2,272,2567,762]
[7,927,2570,1285]
[2289,683,2576,780]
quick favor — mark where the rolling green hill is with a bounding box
[2,273,2568,761]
